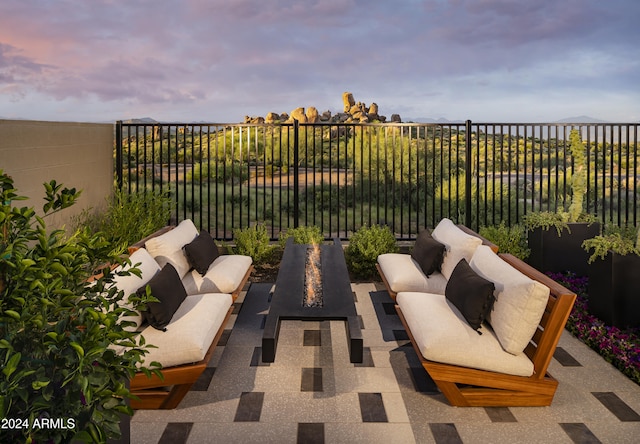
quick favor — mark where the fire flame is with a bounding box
[304,243,322,307]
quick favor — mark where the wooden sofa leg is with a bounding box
[161,383,196,409]
[432,379,470,407]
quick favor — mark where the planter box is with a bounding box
[588,251,640,329]
[527,222,600,276]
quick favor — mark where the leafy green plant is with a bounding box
[232,223,276,264]
[345,225,398,279]
[479,222,530,260]
[0,171,158,443]
[74,187,171,255]
[582,225,640,263]
[279,226,324,247]
[523,210,597,235]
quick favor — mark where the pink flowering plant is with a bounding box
[547,272,640,385]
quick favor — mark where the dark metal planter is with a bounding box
[587,251,640,329]
[527,222,600,276]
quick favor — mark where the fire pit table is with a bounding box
[262,237,363,363]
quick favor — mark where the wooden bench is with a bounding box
[396,253,576,407]
[124,222,253,409]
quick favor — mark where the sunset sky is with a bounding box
[1,0,638,123]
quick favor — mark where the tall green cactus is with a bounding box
[567,129,587,222]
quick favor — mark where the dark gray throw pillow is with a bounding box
[445,259,496,332]
[184,230,220,275]
[411,229,446,277]
[137,263,187,331]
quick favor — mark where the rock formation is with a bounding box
[242,92,398,124]
[306,107,319,123]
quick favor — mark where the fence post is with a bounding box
[115,120,123,190]
[293,119,300,228]
[465,120,473,228]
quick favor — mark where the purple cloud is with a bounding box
[0,0,638,122]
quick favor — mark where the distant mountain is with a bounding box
[122,117,158,124]
[407,117,465,124]
[555,116,608,123]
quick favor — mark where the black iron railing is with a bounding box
[116,120,639,240]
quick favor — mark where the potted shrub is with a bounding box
[0,171,159,443]
[524,129,600,275]
[582,227,640,328]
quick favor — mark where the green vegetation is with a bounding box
[232,223,276,264]
[119,122,640,237]
[582,225,640,263]
[279,225,324,246]
[345,225,398,279]
[479,222,530,260]
[0,171,158,443]
[75,187,172,254]
[566,129,588,222]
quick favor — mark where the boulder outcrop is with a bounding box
[241,92,399,124]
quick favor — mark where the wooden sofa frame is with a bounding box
[376,224,498,301]
[395,253,576,407]
[127,225,253,409]
[130,304,233,409]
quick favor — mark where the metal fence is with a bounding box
[116,120,639,240]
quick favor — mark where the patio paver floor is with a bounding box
[131,282,640,443]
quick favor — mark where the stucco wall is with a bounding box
[0,120,114,231]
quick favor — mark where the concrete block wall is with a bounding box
[0,119,114,231]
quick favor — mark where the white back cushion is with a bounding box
[431,218,483,280]
[470,245,550,355]
[145,219,198,278]
[111,248,160,329]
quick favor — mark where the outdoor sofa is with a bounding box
[111,219,253,409]
[377,218,576,406]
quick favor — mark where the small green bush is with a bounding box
[479,222,530,260]
[232,223,275,264]
[279,226,323,247]
[75,187,171,254]
[345,225,398,279]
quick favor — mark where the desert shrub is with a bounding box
[345,225,398,279]
[479,222,530,260]
[279,225,324,247]
[232,223,275,264]
[75,187,171,254]
[187,161,249,184]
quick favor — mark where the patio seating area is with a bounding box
[131,281,640,444]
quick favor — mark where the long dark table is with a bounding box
[262,238,363,363]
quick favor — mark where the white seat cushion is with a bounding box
[182,255,253,295]
[145,219,199,278]
[377,253,447,295]
[431,218,483,280]
[111,248,161,330]
[139,293,232,368]
[397,292,534,377]
[470,246,550,355]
